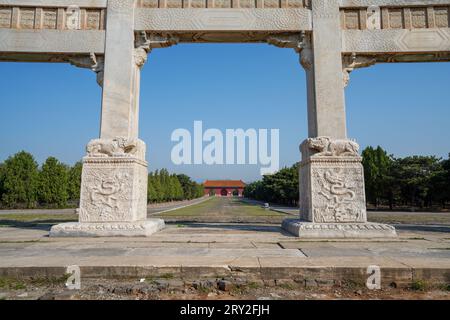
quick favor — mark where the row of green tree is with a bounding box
[0,151,82,208]
[362,147,450,209]
[147,169,204,203]
[0,151,204,208]
[243,163,299,206]
[243,147,450,209]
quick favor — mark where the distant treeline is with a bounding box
[244,147,450,210]
[243,163,299,206]
[147,169,204,203]
[362,147,449,209]
[0,151,203,209]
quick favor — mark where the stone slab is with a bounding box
[49,219,165,237]
[0,29,105,54]
[282,219,398,239]
[0,223,449,285]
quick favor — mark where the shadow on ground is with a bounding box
[167,222,294,236]
[393,224,450,233]
[0,219,74,231]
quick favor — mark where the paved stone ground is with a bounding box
[0,197,449,299]
[1,222,450,280]
[0,223,449,299]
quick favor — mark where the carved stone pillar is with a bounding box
[50,1,170,237]
[280,0,396,238]
[282,137,396,238]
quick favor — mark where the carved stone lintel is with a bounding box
[342,53,377,87]
[134,31,179,67]
[68,53,104,86]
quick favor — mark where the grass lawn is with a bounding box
[368,212,450,225]
[154,197,289,223]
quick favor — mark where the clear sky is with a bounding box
[0,43,449,182]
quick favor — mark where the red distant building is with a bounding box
[203,180,246,197]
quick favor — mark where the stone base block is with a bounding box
[49,219,165,237]
[282,219,397,239]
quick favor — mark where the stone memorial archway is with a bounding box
[1,0,449,238]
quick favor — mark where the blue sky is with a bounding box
[0,43,449,182]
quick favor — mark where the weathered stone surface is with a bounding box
[49,219,165,237]
[299,137,367,224]
[78,156,148,223]
[282,220,398,239]
[292,136,397,238]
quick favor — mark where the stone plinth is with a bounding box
[282,137,397,239]
[282,220,397,239]
[299,155,367,223]
[49,220,164,237]
[50,138,164,237]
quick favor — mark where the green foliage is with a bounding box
[1,151,39,208]
[362,146,393,207]
[0,153,84,209]
[147,169,203,203]
[361,147,450,209]
[37,157,69,208]
[411,279,427,291]
[176,173,203,200]
[243,163,299,206]
[67,161,82,202]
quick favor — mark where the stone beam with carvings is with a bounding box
[134,8,313,33]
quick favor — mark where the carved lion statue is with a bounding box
[306,136,359,157]
[86,137,139,157]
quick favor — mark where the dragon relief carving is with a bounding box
[313,168,363,223]
[81,171,132,221]
[90,173,128,220]
[86,137,144,159]
[305,136,359,157]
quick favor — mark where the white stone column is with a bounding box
[50,0,164,237]
[282,0,396,238]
